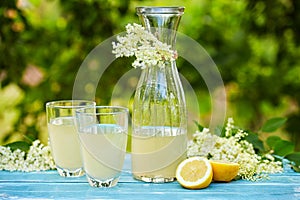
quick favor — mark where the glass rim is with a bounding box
[46,100,96,109]
[75,106,129,116]
[136,6,185,15]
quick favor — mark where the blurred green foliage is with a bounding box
[0,0,299,150]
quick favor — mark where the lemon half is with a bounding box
[176,157,213,189]
[210,160,239,182]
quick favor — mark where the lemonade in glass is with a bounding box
[46,100,96,177]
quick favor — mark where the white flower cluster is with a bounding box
[112,23,177,69]
[0,140,56,172]
[188,118,283,181]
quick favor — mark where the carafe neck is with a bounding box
[136,6,184,49]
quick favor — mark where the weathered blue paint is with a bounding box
[0,155,299,199]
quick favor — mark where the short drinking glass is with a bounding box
[75,106,128,187]
[46,100,96,177]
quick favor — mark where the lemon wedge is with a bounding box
[176,157,213,189]
[210,160,239,182]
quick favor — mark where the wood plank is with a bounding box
[0,181,299,199]
[0,154,299,199]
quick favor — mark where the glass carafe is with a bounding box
[131,6,187,183]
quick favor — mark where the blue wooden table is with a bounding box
[0,155,300,200]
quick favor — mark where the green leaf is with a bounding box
[266,136,281,148]
[5,141,31,152]
[285,152,300,166]
[267,136,296,157]
[286,152,300,173]
[244,131,265,152]
[261,117,287,132]
[292,165,300,173]
[194,121,204,132]
[272,140,295,157]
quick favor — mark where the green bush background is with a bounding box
[1,0,299,150]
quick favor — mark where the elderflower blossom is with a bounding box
[0,140,55,172]
[112,23,176,69]
[188,118,283,181]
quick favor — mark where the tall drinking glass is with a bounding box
[75,106,128,187]
[46,100,96,177]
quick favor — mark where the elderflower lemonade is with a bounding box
[78,124,127,185]
[46,100,96,177]
[131,126,187,181]
[113,7,188,183]
[48,117,82,171]
[75,106,128,188]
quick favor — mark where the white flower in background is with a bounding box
[188,118,283,181]
[112,23,176,69]
[0,140,55,172]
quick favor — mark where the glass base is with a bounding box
[56,166,85,177]
[133,174,176,183]
[86,175,119,187]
